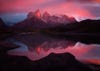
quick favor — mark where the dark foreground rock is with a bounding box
[0,41,19,49]
[0,18,14,40]
[0,51,93,71]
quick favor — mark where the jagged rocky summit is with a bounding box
[11,9,77,32]
[27,9,76,24]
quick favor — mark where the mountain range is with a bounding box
[43,19,100,34]
[27,9,76,24]
[0,10,100,36]
[10,10,77,32]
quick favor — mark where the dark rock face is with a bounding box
[11,16,46,33]
[42,19,100,43]
[0,18,6,31]
[0,41,19,49]
[44,19,100,33]
[0,18,5,26]
[0,52,93,71]
[0,18,12,40]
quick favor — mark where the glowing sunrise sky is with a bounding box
[0,0,100,23]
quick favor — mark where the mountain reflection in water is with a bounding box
[7,33,100,64]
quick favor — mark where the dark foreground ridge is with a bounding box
[0,46,93,71]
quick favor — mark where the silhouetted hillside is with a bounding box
[0,18,13,40]
[41,19,100,43]
[11,16,46,32]
[0,18,7,31]
[0,51,93,71]
[43,19,100,33]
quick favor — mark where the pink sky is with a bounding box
[0,0,100,21]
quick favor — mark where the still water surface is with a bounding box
[7,33,100,64]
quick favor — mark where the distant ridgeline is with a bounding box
[0,10,100,37]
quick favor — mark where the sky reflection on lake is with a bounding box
[7,33,100,64]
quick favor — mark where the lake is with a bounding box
[7,32,100,64]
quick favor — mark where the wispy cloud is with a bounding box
[0,0,100,19]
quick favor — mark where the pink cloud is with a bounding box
[41,2,94,19]
[0,0,47,13]
[0,0,99,19]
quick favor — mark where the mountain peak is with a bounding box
[43,11,50,17]
[27,9,41,19]
[34,9,41,18]
[27,11,34,18]
[27,10,77,24]
[42,11,51,23]
[69,16,77,23]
